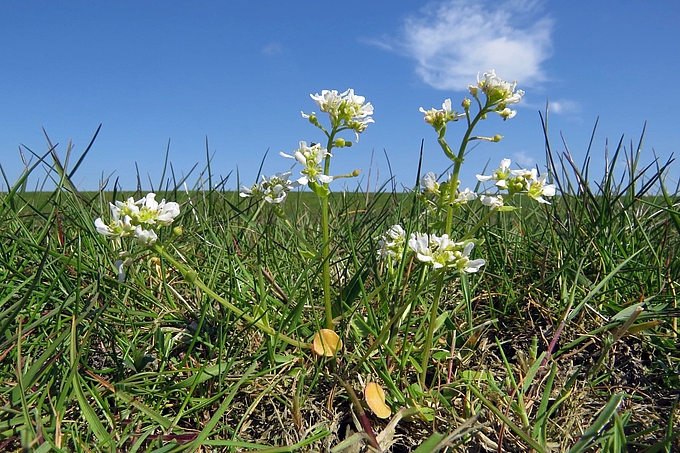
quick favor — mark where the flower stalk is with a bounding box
[297,89,373,330]
[321,130,337,329]
[409,69,530,388]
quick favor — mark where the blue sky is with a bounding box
[1,1,679,193]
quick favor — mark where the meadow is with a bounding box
[1,76,679,452]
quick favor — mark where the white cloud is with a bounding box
[360,37,395,52]
[512,150,539,168]
[261,42,283,56]
[398,0,553,90]
[549,99,580,115]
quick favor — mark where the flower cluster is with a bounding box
[94,193,180,246]
[377,225,485,273]
[240,171,299,205]
[376,224,407,263]
[476,158,556,204]
[419,99,465,134]
[280,141,334,186]
[409,233,485,272]
[468,69,524,120]
[420,172,478,214]
[303,89,374,140]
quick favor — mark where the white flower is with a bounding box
[476,158,512,188]
[497,107,517,121]
[114,260,125,282]
[306,89,374,140]
[377,224,407,263]
[281,141,333,186]
[428,234,458,270]
[94,217,116,236]
[310,89,344,113]
[455,242,486,273]
[503,90,524,106]
[239,184,260,198]
[241,172,299,204]
[134,226,158,246]
[407,233,485,272]
[135,193,180,226]
[527,172,556,204]
[408,232,433,265]
[261,172,298,204]
[114,258,133,283]
[480,195,504,209]
[343,89,374,121]
[455,188,478,204]
[420,172,440,194]
[115,197,140,218]
[476,70,524,106]
[156,200,180,224]
[94,203,135,238]
[94,193,179,247]
[419,98,465,131]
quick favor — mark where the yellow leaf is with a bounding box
[311,329,342,357]
[364,382,391,419]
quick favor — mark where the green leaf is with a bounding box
[568,393,625,453]
[413,432,447,453]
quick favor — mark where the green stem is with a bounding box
[321,130,337,330]
[442,106,490,235]
[321,197,333,329]
[422,106,490,388]
[419,271,445,388]
[151,243,308,349]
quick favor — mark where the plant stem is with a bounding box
[336,375,382,451]
[321,130,337,330]
[420,106,490,388]
[443,106,489,235]
[151,243,309,349]
[321,196,333,329]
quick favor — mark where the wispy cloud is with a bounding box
[548,99,580,115]
[261,42,283,56]
[396,0,553,90]
[512,150,539,168]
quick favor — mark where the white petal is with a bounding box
[94,218,113,236]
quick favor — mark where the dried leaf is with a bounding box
[312,329,343,357]
[364,382,391,419]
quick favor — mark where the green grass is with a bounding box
[0,123,679,452]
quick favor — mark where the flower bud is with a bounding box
[462,98,472,109]
[492,134,503,142]
[172,226,183,237]
[307,114,319,126]
[185,270,198,284]
[334,138,347,148]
